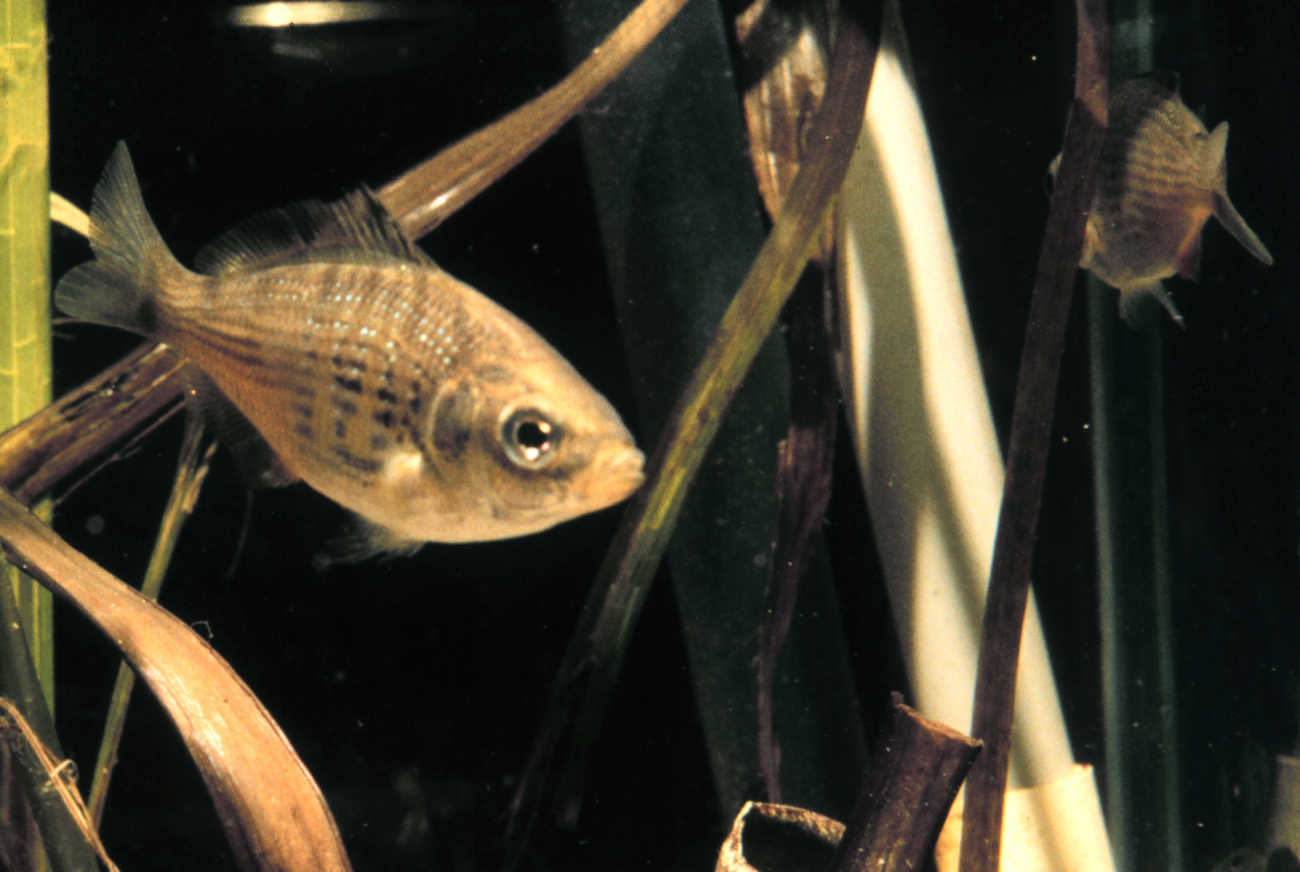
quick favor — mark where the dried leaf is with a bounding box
[0,487,352,872]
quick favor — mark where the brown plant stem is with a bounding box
[955,4,1109,872]
[756,271,838,803]
[830,695,981,872]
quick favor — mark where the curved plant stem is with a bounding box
[503,4,881,863]
[85,415,215,828]
[377,0,693,239]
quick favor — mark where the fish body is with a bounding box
[56,143,644,556]
[1060,77,1273,323]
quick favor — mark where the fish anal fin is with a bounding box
[195,186,435,276]
[182,365,299,489]
[312,516,425,569]
[1119,281,1185,328]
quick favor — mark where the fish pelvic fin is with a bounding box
[1119,281,1185,328]
[54,142,190,335]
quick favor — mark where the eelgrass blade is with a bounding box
[956,4,1109,872]
[0,488,353,872]
[85,414,215,828]
[1092,5,1183,871]
[504,3,880,859]
[0,0,54,714]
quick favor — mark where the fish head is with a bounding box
[416,351,644,540]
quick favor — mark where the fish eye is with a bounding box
[502,408,561,468]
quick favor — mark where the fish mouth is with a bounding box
[588,443,646,506]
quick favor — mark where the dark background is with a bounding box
[41,1,1300,870]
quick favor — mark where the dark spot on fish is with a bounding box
[400,414,412,428]
[491,504,507,520]
[409,396,421,414]
[294,422,313,440]
[332,355,367,372]
[332,446,382,474]
[290,382,315,399]
[334,375,363,394]
[370,433,390,451]
[136,299,158,333]
[377,388,398,404]
[374,409,394,428]
[291,403,313,420]
[380,370,394,383]
[331,396,358,416]
[432,382,475,460]
[335,419,347,439]
[305,350,319,361]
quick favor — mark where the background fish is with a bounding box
[1054,76,1273,324]
[56,143,645,558]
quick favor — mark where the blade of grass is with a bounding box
[377,0,692,238]
[504,2,881,858]
[85,415,215,828]
[956,4,1109,872]
[0,487,353,872]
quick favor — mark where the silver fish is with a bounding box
[56,143,644,557]
[1053,76,1273,324]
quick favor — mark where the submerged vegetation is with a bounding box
[0,1,1295,871]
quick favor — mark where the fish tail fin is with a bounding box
[1212,189,1274,267]
[1202,122,1274,267]
[55,141,190,334]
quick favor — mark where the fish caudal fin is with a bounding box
[1119,281,1185,328]
[1212,190,1274,267]
[54,142,188,335]
[1202,122,1274,267]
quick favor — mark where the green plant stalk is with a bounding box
[85,416,213,828]
[1092,3,1183,870]
[1,0,54,710]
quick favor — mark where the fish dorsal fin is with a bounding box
[1144,70,1181,97]
[195,186,434,276]
[181,364,299,489]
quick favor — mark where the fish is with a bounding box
[1051,75,1273,324]
[56,142,645,559]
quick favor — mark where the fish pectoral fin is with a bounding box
[195,186,434,276]
[312,516,425,569]
[182,365,299,489]
[1212,190,1274,266]
[1119,281,1185,328]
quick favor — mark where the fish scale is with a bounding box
[55,142,645,558]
